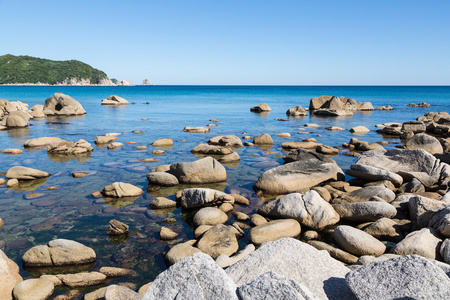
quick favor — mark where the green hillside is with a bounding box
[0,54,109,84]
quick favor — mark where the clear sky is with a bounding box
[0,0,449,85]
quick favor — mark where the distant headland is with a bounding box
[0,54,134,86]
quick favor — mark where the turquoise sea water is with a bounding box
[0,86,449,294]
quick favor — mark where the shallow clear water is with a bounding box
[0,86,449,293]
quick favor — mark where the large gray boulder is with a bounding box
[169,157,227,184]
[332,201,397,222]
[351,149,450,187]
[253,160,344,194]
[5,166,50,180]
[404,133,443,154]
[417,205,450,238]
[237,271,319,300]
[334,225,386,257]
[258,191,340,230]
[180,188,233,209]
[43,92,86,115]
[391,227,442,259]
[345,255,450,300]
[22,239,96,267]
[226,238,355,300]
[143,252,238,300]
[345,164,403,187]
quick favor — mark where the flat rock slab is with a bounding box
[143,252,238,300]
[226,238,355,300]
[253,160,344,194]
[346,255,450,300]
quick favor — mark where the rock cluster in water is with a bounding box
[2,93,450,299]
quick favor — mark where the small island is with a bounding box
[0,54,132,86]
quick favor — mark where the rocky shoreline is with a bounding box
[1,94,450,299]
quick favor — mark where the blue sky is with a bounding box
[0,0,449,85]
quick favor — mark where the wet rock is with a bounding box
[149,197,177,209]
[207,135,243,147]
[183,126,210,133]
[334,225,386,257]
[253,160,344,194]
[345,164,403,187]
[197,224,238,258]
[71,172,90,178]
[218,152,241,163]
[107,142,124,149]
[404,133,443,154]
[250,103,272,112]
[0,148,23,155]
[349,126,370,134]
[169,157,227,184]
[99,267,136,277]
[141,158,159,162]
[47,139,93,154]
[0,250,23,300]
[6,166,50,180]
[12,278,54,300]
[101,182,144,197]
[146,172,179,186]
[151,138,173,147]
[107,220,129,236]
[248,219,301,245]
[22,239,96,267]
[105,285,142,300]
[191,144,233,155]
[253,133,273,145]
[159,227,178,240]
[193,207,228,227]
[286,105,307,116]
[313,109,353,117]
[95,135,117,144]
[258,191,340,230]
[408,102,431,107]
[101,95,129,105]
[181,188,233,209]
[165,242,202,266]
[144,252,238,300]
[362,218,403,242]
[308,240,358,264]
[230,194,250,206]
[226,238,354,300]
[43,93,86,115]
[346,255,450,300]
[57,272,106,287]
[333,201,397,222]
[391,227,442,259]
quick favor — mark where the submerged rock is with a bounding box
[107,219,129,236]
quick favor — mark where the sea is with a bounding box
[0,85,449,294]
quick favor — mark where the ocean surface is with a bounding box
[0,85,449,294]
